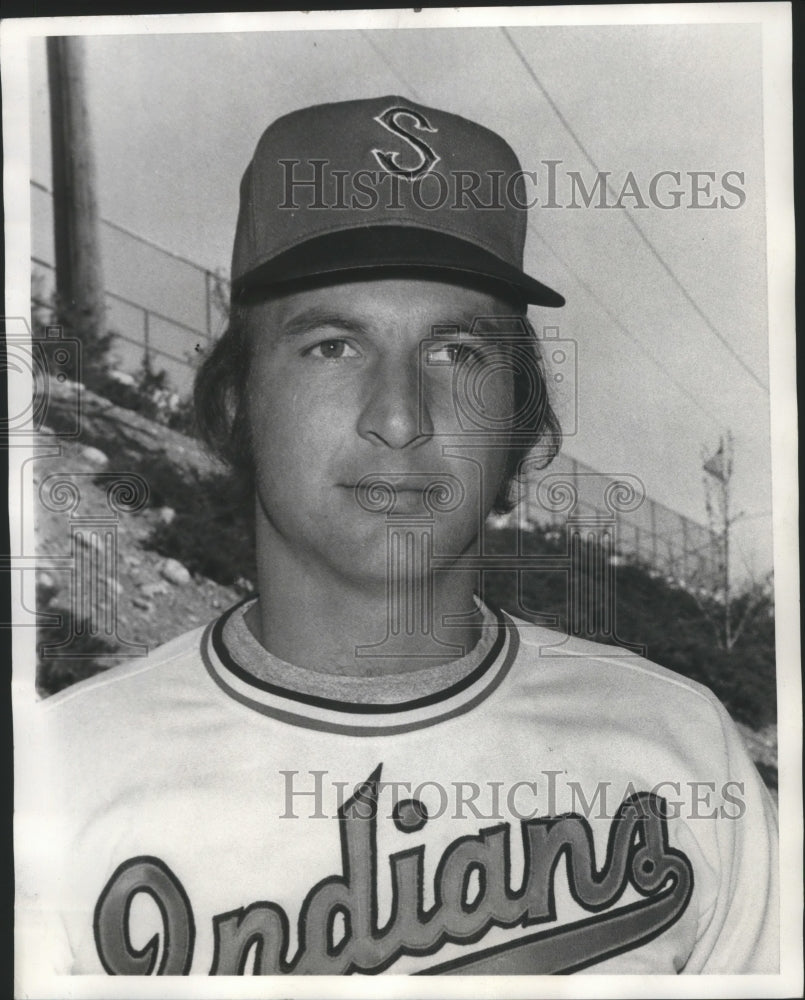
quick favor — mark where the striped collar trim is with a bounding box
[201,598,519,736]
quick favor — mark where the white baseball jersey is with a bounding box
[22,597,778,976]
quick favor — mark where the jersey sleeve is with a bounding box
[686,696,779,973]
[15,707,77,979]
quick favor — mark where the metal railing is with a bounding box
[32,256,209,370]
[30,179,228,396]
[517,452,719,587]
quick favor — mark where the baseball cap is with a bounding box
[232,96,565,307]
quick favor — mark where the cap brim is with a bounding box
[233,226,565,307]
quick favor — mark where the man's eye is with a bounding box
[426,342,481,365]
[304,339,359,360]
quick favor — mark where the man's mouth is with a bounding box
[341,474,466,515]
[342,480,427,513]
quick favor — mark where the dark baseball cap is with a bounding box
[232,96,565,307]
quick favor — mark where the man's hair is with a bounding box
[194,284,561,515]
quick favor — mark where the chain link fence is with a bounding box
[514,451,719,587]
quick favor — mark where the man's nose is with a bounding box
[357,355,434,448]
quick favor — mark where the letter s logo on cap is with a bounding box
[371,107,440,180]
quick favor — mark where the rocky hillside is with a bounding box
[35,380,250,693]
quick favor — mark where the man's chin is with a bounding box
[324,521,479,587]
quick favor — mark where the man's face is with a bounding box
[244,277,518,584]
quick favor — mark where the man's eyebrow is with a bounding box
[429,310,524,337]
[280,308,368,338]
[278,306,522,338]
[429,311,478,335]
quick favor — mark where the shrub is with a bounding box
[481,524,776,729]
[135,455,256,588]
[36,610,122,697]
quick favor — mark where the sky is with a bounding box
[19,11,786,579]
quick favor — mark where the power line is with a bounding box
[500,27,770,395]
[31,179,220,277]
[359,31,424,102]
[532,228,728,430]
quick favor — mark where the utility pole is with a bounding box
[46,36,106,348]
[702,432,739,649]
[699,432,771,652]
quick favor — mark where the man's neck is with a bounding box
[248,518,483,678]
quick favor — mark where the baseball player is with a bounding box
[23,97,778,977]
